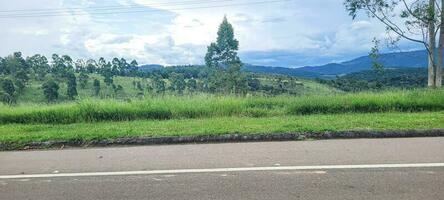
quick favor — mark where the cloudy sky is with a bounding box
[0,0,420,67]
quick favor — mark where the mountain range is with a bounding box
[245,50,432,78]
[141,50,434,79]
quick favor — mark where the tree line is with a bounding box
[1,17,300,104]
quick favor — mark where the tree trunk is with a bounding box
[428,0,437,87]
[436,0,444,88]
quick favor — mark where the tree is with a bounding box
[66,72,78,100]
[75,59,86,73]
[152,74,165,94]
[102,62,114,86]
[136,81,143,91]
[129,60,139,77]
[26,54,50,80]
[86,59,97,73]
[0,57,5,75]
[97,57,107,74]
[437,0,444,87]
[78,71,89,89]
[14,70,29,92]
[170,73,186,94]
[205,16,246,94]
[51,54,74,79]
[0,78,16,104]
[247,76,261,92]
[369,38,384,74]
[93,79,101,96]
[42,79,59,102]
[186,78,198,93]
[4,52,29,75]
[3,52,30,91]
[344,0,443,87]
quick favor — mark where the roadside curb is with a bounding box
[1,129,444,151]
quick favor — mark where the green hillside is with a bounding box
[15,73,339,104]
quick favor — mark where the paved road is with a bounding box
[1,138,444,200]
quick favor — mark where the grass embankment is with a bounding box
[1,112,443,148]
[1,89,443,124]
[1,89,444,149]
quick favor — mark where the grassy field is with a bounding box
[1,112,443,148]
[17,74,338,103]
[1,88,444,149]
[1,89,443,124]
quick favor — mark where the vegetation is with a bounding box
[320,68,429,92]
[1,17,444,149]
[0,20,327,112]
[0,89,442,124]
[344,0,444,87]
[1,112,443,149]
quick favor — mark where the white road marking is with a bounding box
[0,163,443,179]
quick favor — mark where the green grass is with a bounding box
[1,112,443,148]
[1,89,444,124]
[16,74,338,103]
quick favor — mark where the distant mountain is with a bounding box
[242,64,320,78]
[139,50,435,79]
[297,50,429,77]
[138,64,164,71]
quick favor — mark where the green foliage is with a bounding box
[51,54,74,79]
[287,89,444,115]
[0,78,16,105]
[186,78,197,93]
[0,57,5,75]
[102,62,114,86]
[66,72,78,100]
[3,52,29,76]
[93,79,101,96]
[2,52,30,92]
[26,54,49,80]
[136,81,143,91]
[247,76,261,92]
[86,59,97,73]
[1,112,443,148]
[369,38,384,74]
[170,73,186,94]
[204,16,246,94]
[0,89,443,124]
[42,79,59,102]
[78,71,89,89]
[323,68,431,92]
[152,74,166,94]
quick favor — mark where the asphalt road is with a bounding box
[1,137,444,200]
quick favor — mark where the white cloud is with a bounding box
[0,0,414,66]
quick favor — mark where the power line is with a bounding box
[0,0,293,19]
[0,0,230,14]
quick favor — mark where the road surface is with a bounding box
[1,137,444,200]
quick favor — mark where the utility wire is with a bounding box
[0,0,230,14]
[0,0,292,19]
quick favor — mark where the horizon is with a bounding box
[0,0,422,68]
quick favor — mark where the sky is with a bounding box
[0,0,421,67]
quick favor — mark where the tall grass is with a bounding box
[287,89,444,114]
[1,89,443,124]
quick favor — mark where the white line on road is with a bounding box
[1,163,443,179]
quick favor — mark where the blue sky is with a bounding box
[0,0,421,67]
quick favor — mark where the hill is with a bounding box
[320,68,428,92]
[141,50,434,79]
[298,50,429,77]
[15,74,338,104]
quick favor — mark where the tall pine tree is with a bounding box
[205,16,246,94]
